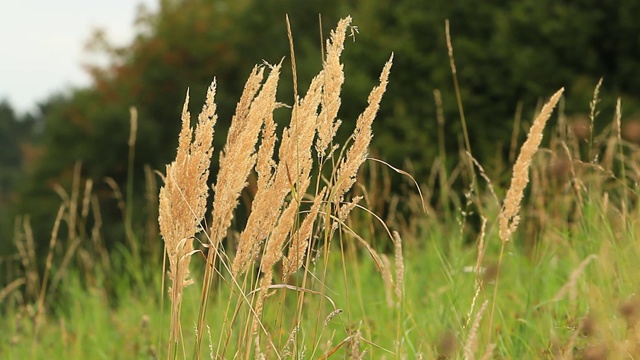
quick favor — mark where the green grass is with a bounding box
[3,192,639,358]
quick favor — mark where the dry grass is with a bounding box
[151,16,573,358]
[157,17,394,359]
[498,88,564,243]
[486,87,564,344]
[158,83,216,357]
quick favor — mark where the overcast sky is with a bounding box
[0,0,158,114]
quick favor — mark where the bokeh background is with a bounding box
[2,0,640,266]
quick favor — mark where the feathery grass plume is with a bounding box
[252,70,326,336]
[158,82,216,351]
[282,187,327,280]
[282,323,301,357]
[232,71,323,277]
[255,93,278,192]
[337,196,363,224]
[349,328,363,360]
[551,254,598,307]
[463,300,488,360]
[465,287,482,330]
[323,309,343,328]
[380,254,394,308]
[234,66,281,274]
[480,343,496,360]
[253,198,302,334]
[333,55,393,203]
[588,78,603,162]
[209,63,281,247]
[195,63,281,352]
[210,65,275,245]
[614,98,629,224]
[392,231,404,307]
[498,88,564,242]
[14,216,39,300]
[316,16,350,158]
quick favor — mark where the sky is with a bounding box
[0,0,158,114]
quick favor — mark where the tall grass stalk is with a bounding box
[126,107,139,264]
[434,89,452,218]
[588,78,603,163]
[444,20,472,161]
[614,99,628,225]
[445,19,481,215]
[490,88,564,338]
[159,85,216,358]
[32,204,65,345]
[154,17,395,358]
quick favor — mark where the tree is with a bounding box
[0,99,37,251]
[16,0,640,249]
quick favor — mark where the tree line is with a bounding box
[2,0,639,254]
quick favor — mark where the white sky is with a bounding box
[0,0,158,114]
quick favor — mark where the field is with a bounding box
[2,17,640,359]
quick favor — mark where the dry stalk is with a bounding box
[196,63,281,355]
[490,88,564,342]
[150,16,396,358]
[282,188,327,280]
[0,278,26,304]
[252,63,324,337]
[499,88,564,242]
[316,16,350,159]
[464,300,488,360]
[588,78,603,162]
[333,55,393,203]
[33,204,65,341]
[159,82,216,357]
[232,65,318,278]
[551,254,598,309]
[380,254,394,308]
[392,231,404,307]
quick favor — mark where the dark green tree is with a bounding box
[0,100,38,252]
[16,0,640,248]
[0,101,23,202]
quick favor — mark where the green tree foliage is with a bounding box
[13,0,640,250]
[0,100,37,249]
[0,101,38,200]
[0,101,23,202]
[340,0,640,181]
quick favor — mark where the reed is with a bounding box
[155,17,395,358]
[158,83,216,358]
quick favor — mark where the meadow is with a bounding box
[2,17,640,359]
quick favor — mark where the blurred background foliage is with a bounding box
[2,0,639,258]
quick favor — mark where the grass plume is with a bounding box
[490,87,564,341]
[15,14,640,360]
[158,82,216,357]
[498,88,564,242]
